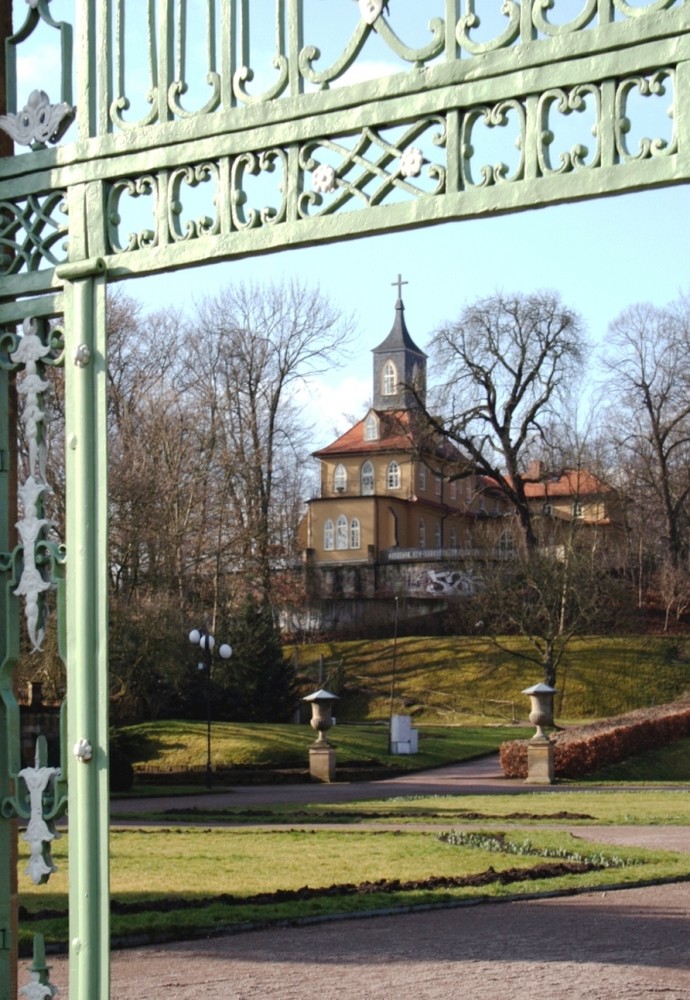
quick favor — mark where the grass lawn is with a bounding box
[117,788,690,827]
[18,789,690,954]
[287,634,690,722]
[121,721,534,782]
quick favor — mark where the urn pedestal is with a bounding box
[303,689,339,783]
[522,683,558,785]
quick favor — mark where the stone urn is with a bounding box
[522,683,557,741]
[303,689,339,746]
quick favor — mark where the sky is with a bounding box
[12,0,688,447]
[125,183,689,446]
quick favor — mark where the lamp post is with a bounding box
[189,629,232,788]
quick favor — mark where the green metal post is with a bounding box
[62,267,110,1000]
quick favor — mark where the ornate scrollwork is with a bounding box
[233,57,290,106]
[10,317,61,652]
[457,0,521,56]
[537,85,601,174]
[298,117,446,218]
[0,89,75,149]
[107,176,159,253]
[615,70,676,162]
[18,738,62,886]
[612,0,678,17]
[230,150,287,230]
[169,162,221,242]
[532,0,598,37]
[169,73,222,118]
[0,192,69,276]
[461,101,526,187]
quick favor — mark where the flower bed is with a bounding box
[499,697,690,779]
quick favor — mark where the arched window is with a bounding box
[336,515,348,549]
[449,526,457,548]
[334,464,347,492]
[350,518,361,549]
[383,360,397,396]
[324,520,334,551]
[419,518,426,547]
[361,461,374,495]
[387,460,400,489]
[418,464,426,491]
[434,522,442,547]
[364,412,379,441]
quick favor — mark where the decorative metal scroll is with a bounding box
[0,0,683,305]
[1,317,65,652]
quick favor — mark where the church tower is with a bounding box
[372,275,427,410]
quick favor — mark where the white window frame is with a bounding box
[350,518,361,549]
[361,460,374,495]
[334,463,347,492]
[364,412,379,441]
[387,460,400,489]
[324,519,334,551]
[336,515,348,549]
[435,474,442,497]
[383,360,397,396]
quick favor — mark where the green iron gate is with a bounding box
[1,1,688,996]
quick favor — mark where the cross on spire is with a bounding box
[392,274,408,300]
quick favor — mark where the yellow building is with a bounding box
[302,289,491,628]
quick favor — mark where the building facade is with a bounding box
[295,289,626,636]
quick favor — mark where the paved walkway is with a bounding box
[47,756,690,998]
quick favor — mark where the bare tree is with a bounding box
[602,297,690,573]
[424,290,588,551]
[185,278,354,606]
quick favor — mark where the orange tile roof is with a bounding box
[523,469,612,499]
[313,410,462,462]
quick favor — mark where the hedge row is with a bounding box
[499,697,690,779]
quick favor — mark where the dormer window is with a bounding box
[334,464,347,493]
[382,360,397,397]
[364,413,379,441]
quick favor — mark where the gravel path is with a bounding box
[44,880,690,999]
[42,758,690,998]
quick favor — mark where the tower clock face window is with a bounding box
[361,461,374,495]
[383,360,397,396]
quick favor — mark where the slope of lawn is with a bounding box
[288,634,690,723]
[120,721,532,784]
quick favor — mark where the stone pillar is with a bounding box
[308,744,337,782]
[525,739,555,784]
